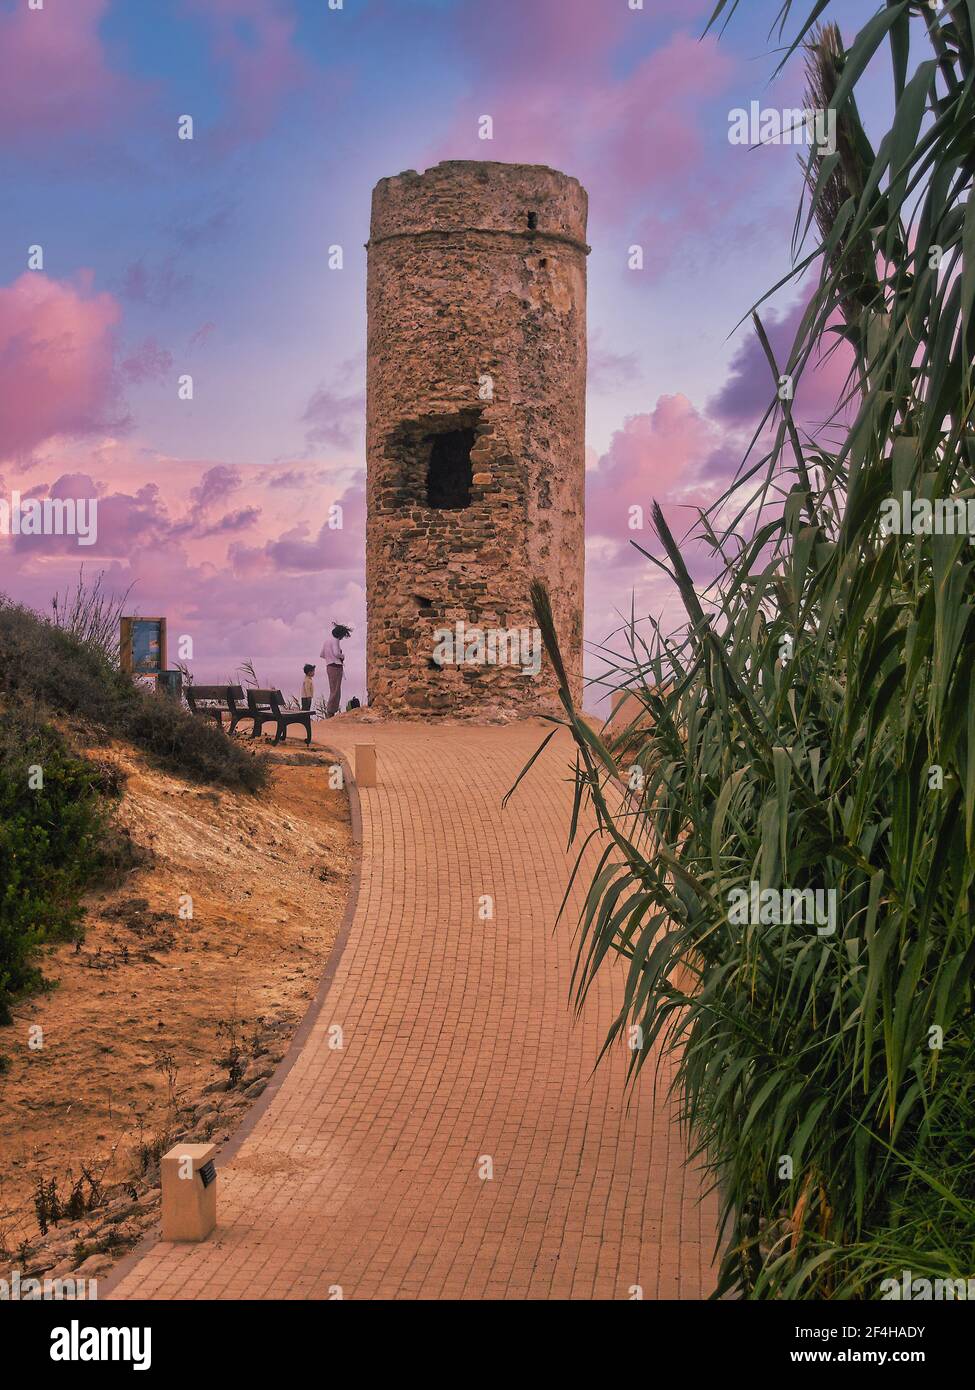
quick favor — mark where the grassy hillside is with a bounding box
[0,599,267,792]
[0,597,268,1025]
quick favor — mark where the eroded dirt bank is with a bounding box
[0,738,351,1285]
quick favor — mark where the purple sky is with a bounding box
[0,0,891,708]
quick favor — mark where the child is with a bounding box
[301,663,316,711]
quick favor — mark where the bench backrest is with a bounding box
[188,685,229,708]
[226,685,248,712]
[247,688,283,714]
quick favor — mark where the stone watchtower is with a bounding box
[365,160,588,715]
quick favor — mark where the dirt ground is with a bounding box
[0,734,352,1275]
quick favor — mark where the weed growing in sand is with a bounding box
[215,1016,246,1089]
[32,1161,108,1236]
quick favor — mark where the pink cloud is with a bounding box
[429,14,735,236]
[183,0,308,142]
[588,330,642,392]
[450,0,631,81]
[0,445,366,699]
[590,35,732,195]
[266,468,310,489]
[582,399,736,711]
[586,394,723,541]
[5,458,257,558]
[707,299,856,437]
[0,273,123,460]
[189,464,241,511]
[7,473,167,558]
[197,507,261,537]
[231,483,364,575]
[646,0,714,13]
[51,475,168,557]
[447,0,712,88]
[584,304,858,630]
[302,384,365,451]
[0,0,140,138]
[119,258,192,308]
[120,338,174,385]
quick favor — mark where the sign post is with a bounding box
[156,669,183,700]
[120,617,168,676]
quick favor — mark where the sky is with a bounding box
[0,0,893,708]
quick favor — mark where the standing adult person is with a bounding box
[321,623,352,717]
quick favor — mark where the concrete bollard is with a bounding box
[161,1142,217,1242]
[355,744,377,788]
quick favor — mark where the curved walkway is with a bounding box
[109,721,717,1300]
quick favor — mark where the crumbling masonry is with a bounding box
[365,160,588,715]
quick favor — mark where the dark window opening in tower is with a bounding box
[426,429,475,509]
[527,211,538,230]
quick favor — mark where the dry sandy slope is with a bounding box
[0,735,351,1272]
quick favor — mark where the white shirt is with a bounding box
[320,635,344,665]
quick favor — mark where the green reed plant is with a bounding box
[529,2,975,1296]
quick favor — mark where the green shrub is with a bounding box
[0,599,268,793]
[0,599,133,725]
[0,713,110,1019]
[122,686,267,792]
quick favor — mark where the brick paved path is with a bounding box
[109,722,717,1300]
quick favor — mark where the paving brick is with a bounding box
[109,722,718,1300]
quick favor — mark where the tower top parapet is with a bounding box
[369,160,589,252]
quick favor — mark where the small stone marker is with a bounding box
[161,1142,217,1242]
[355,744,377,788]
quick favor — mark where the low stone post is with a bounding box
[160,1142,217,1242]
[355,744,377,788]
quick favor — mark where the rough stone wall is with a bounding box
[366,160,587,715]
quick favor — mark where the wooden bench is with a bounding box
[186,685,254,736]
[247,689,312,746]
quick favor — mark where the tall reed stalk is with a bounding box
[50,568,134,665]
